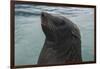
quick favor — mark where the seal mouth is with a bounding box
[41,12,56,42]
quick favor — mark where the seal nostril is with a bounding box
[41,13,44,17]
[41,12,47,18]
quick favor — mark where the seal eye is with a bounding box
[53,19,65,26]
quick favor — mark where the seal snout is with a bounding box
[41,12,46,18]
[41,12,49,26]
[41,12,49,17]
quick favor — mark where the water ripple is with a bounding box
[15,4,94,17]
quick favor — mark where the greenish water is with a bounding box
[15,4,95,65]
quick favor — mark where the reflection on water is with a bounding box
[15,4,94,65]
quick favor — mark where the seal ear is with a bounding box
[72,30,81,39]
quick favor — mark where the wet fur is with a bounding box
[38,12,82,65]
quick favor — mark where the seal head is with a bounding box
[38,12,82,65]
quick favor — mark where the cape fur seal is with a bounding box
[38,12,82,65]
